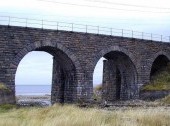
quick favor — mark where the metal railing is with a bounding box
[0,16,170,42]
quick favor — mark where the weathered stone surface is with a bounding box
[0,25,170,104]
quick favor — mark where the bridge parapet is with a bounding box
[0,16,169,42]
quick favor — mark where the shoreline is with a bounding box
[16,94,51,106]
[15,95,170,108]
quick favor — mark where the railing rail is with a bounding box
[0,16,169,42]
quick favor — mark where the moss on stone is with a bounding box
[0,83,11,92]
[0,83,8,90]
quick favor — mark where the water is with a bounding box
[16,85,51,95]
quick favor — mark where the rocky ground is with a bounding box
[16,95,170,110]
[98,99,170,111]
[16,95,51,107]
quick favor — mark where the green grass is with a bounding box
[0,104,169,126]
[142,68,170,91]
[161,95,170,104]
[0,104,16,113]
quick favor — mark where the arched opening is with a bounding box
[15,51,52,105]
[93,58,105,102]
[15,46,77,105]
[140,54,170,100]
[150,55,170,79]
[93,51,137,102]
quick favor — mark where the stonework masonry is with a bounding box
[0,25,170,104]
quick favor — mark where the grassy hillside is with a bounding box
[142,66,170,91]
[0,104,169,126]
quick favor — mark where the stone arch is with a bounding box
[150,51,170,65]
[93,46,137,71]
[9,41,83,103]
[10,42,82,72]
[149,51,170,80]
[92,46,138,101]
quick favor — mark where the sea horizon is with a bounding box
[15,84,100,96]
[15,85,51,96]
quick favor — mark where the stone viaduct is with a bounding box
[0,25,170,104]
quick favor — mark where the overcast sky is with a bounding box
[0,0,170,85]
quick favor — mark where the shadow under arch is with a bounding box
[150,51,170,80]
[93,46,137,71]
[92,46,138,102]
[9,42,83,104]
[11,42,82,73]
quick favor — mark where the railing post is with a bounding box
[72,23,73,31]
[4,16,168,43]
[42,19,43,29]
[122,29,123,37]
[8,16,10,26]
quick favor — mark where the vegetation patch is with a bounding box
[161,95,170,104]
[142,67,170,91]
[93,84,102,102]
[0,104,169,126]
[0,83,12,93]
[0,83,8,90]
[0,104,16,113]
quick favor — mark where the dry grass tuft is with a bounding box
[161,95,170,104]
[0,104,169,126]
